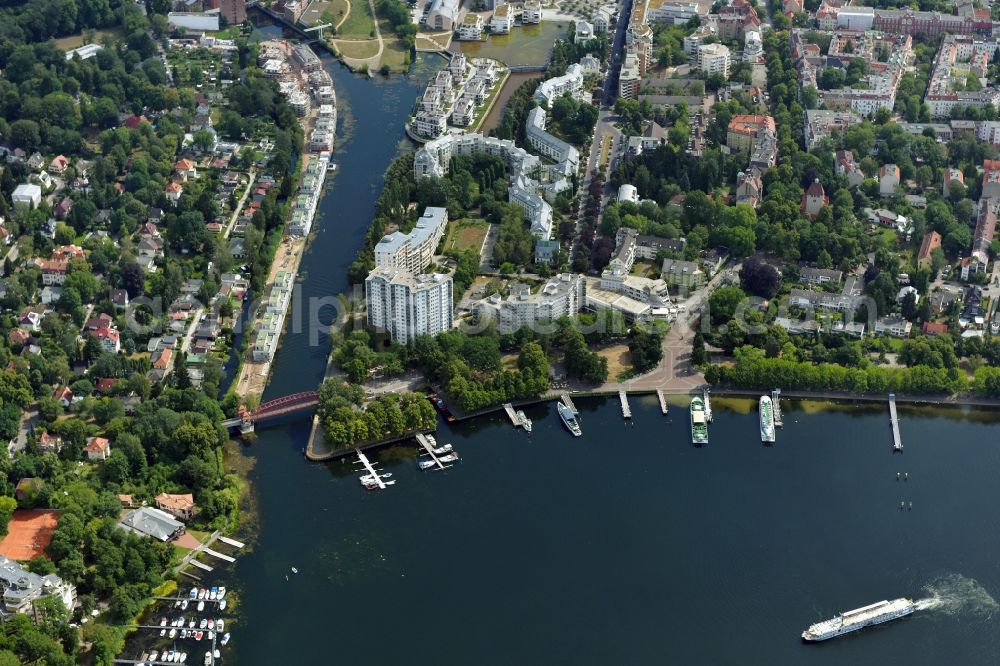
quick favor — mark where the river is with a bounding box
[225,48,1000,666]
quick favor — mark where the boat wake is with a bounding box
[914,574,998,616]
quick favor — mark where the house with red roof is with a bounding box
[91,326,120,354]
[174,158,198,182]
[123,115,149,130]
[53,386,73,407]
[38,432,63,454]
[49,155,69,174]
[84,437,110,461]
[801,179,829,218]
[165,181,183,205]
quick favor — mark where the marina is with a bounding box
[415,432,452,470]
[619,391,631,419]
[354,449,392,489]
[560,393,579,415]
[889,393,903,451]
[503,402,522,428]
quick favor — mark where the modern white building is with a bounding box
[619,50,641,99]
[522,0,542,23]
[0,556,76,615]
[374,207,448,273]
[618,184,639,204]
[490,3,514,33]
[697,43,731,78]
[167,12,220,32]
[476,273,585,333]
[366,268,454,344]
[425,0,462,30]
[458,13,484,40]
[533,63,584,106]
[525,107,581,171]
[12,183,42,209]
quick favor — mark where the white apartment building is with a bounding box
[619,50,641,99]
[366,268,454,344]
[374,207,449,273]
[476,274,585,333]
[0,557,76,616]
[697,43,730,78]
[526,107,581,169]
[533,63,584,106]
[522,0,542,23]
[458,13,484,40]
[490,3,514,33]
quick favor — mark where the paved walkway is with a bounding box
[333,0,384,71]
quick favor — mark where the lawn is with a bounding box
[470,69,509,131]
[334,39,381,59]
[597,345,633,378]
[379,29,412,72]
[445,219,490,253]
[336,0,376,38]
[51,28,122,51]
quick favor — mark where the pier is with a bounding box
[888,393,902,451]
[703,389,713,422]
[560,394,579,415]
[218,536,245,549]
[415,433,449,470]
[203,548,236,564]
[189,560,213,572]
[657,389,668,415]
[619,391,631,419]
[503,403,522,428]
[355,450,386,489]
[772,388,783,428]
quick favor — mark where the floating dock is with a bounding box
[772,388,783,428]
[703,389,713,422]
[355,449,387,488]
[415,433,448,470]
[189,560,213,572]
[218,536,245,549]
[619,391,631,419]
[888,393,902,451]
[503,403,521,427]
[560,394,579,415]
[657,389,668,415]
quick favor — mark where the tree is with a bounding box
[691,330,708,366]
[0,496,15,536]
[629,329,664,373]
[739,258,781,298]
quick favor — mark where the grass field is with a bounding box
[379,28,412,71]
[51,28,122,51]
[336,0,376,38]
[598,345,633,378]
[334,39,381,59]
[445,220,490,253]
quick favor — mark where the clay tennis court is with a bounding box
[0,509,59,560]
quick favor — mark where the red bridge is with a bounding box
[224,391,320,431]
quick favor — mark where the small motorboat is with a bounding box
[220,633,231,646]
[207,619,215,630]
[175,653,183,663]
[189,620,196,629]
[167,650,175,662]
[517,410,532,433]
[207,631,214,641]
[438,452,459,463]
[169,627,177,639]
[214,649,221,659]
[217,587,226,599]
[189,588,198,599]
[431,444,452,454]
[181,600,188,610]
[149,651,159,662]
[197,600,205,612]
[291,567,298,574]
[198,589,206,600]
[219,599,227,611]
[176,616,185,626]
[195,631,203,641]
[216,619,225,632]
[204,652,212,665]
[418,459,436,470]
[199,619,207,630]
[181,629,188,639]
[425,435,437,447]
[160,628,166,637]
[209,587,218,601]
[180,653,188,663]
[160,617,168,627]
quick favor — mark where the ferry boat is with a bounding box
[759,395,776,443]
[516,410,532,433]
[690,396,708,445]
[802,598,915,641]
[558,402,582,437]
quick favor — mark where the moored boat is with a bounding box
[690,396,708,445]
[220,633,231,646]
[802,597,915,641]
[418,459,436,470]
[516,410,532,433]
[558,402,582,437]
[759,395,776,443]
[438,452,459,463]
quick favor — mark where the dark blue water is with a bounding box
[226,49,1000,666]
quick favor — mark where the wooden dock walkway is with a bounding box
[218,536,245,549]
[356,449,387,488]
[657,389,668,414]
[203,548,235,563]
[560,394,578,415]
[703,389,713,422]
[619,391,631,418]
[189,560,213,572]
[888,393,902,451]
[415,433,447,470]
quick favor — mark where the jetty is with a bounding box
[657,389,668,415]
[703,389,713,422]
[218,536,245,549]
[888,393,902,451]
[355,449,387,489]
[772,388,783,428]
[415,433,448,470]
[560,393,579,415]
[188,560,213,572]
[619,391,631,419]
[503,403,521,427]
[203,548,235,564]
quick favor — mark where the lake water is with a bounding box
[222,42,1000,666]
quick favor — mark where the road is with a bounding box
[223,172,257,239]
[180,307,205,354]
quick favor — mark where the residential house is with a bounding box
[0,556,76,615]
[879,164,900,197]
[917,231,942,269]
[54,197,73,220]
[800,267,843,286]
[983,159,1000,200]
[874,315,912,337]
[154,493,196,520]
[11,184,41,209]
[84,437,110,461]
[943,168,964,197]
[921,321,949,336]
[110,289,129,310]
[165,182,183,205]
[118,507,185,542]
[48,155,69,174]
[91,326,120,354]
[52,386,73,407]
[174,158,198,182]
[660,258,705,288]
[835,150,865,187]
[37,432,62,454]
